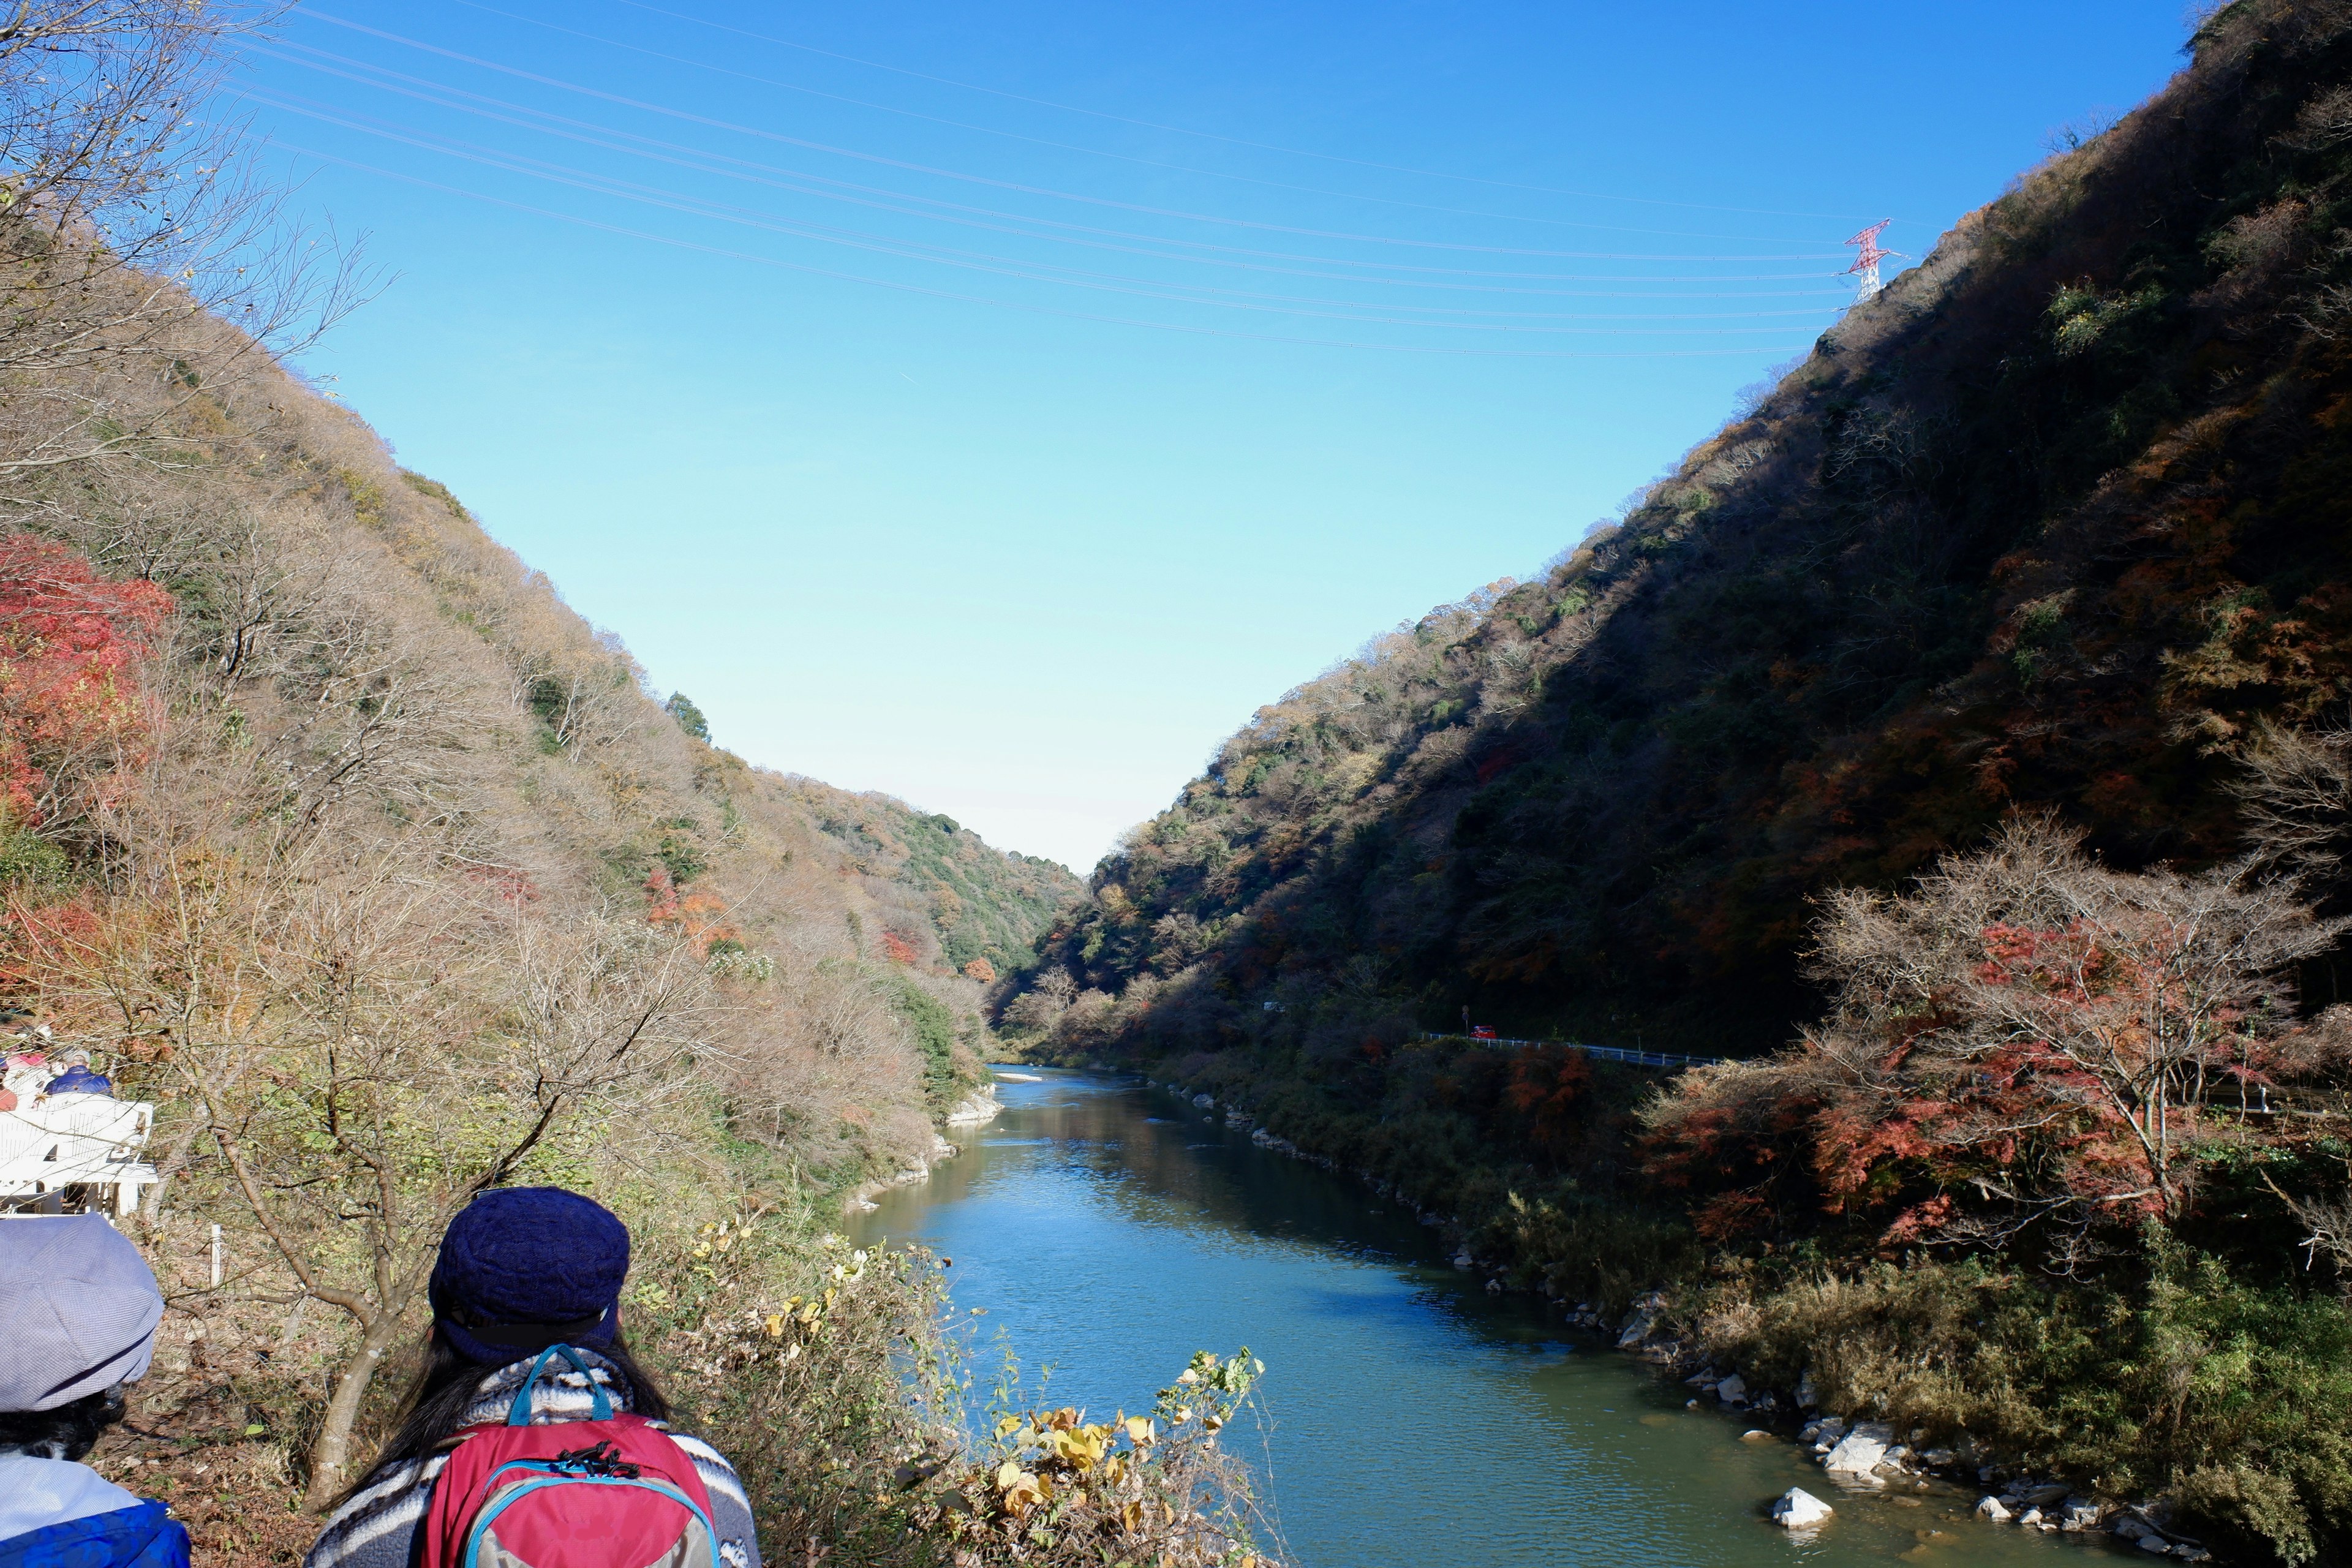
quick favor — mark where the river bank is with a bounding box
[1140,1067,2215,1561]
[856,1068,2130,1567]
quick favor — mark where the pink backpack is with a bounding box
[417,1346,721,1568]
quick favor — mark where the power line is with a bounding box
[250,94,1841,336]
[588,0,1901,226]
[301,12,1855,264]
[272,140,1823,360]
[249,55,1862,314]
[265,37,1855,292]
[437,0,1865,246]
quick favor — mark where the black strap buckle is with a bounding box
[552,1439,641,1478]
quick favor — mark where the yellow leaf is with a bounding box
[1124,1416,1153,1444]
[763,1314,784,1338]
[994,1461,1023,1491]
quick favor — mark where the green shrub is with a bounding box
[1684,1241,2352,1564]
[0,829,69,886]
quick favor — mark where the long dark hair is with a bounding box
[344,1328,672,1502]
[0,1387,124,1461]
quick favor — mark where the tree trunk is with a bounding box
[303,1313,407,1512]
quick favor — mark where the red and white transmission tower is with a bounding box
[1843,220,1904,303]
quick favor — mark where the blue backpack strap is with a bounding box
[504,1343,612,1426]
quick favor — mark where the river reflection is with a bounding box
[853,1069,2124,1568]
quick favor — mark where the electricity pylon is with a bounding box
[1843,220,1904,303]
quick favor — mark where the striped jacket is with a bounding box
[301,1350,761,1568]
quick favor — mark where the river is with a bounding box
[851,1068,2125,1567]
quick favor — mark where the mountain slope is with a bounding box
[993,15,2352,1553]
[0,208,1073,1504]
[1012,0,2352,1059]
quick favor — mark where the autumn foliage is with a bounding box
[0,533,170,832]
[1645,816,2352,1266]
[1504,1044,1594,1163]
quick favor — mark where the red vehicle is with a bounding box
[1470,1025,1497,1041]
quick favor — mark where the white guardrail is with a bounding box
[1417,1031,1727,1071]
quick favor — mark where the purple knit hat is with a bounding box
[428,1188,630,1365]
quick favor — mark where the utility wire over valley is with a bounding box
[241,1,1907,356]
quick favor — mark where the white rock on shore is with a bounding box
[944,1084,1002,1126]
[1772,1488,1833,1528]
[1823,1422,1895,1475]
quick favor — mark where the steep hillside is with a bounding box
[1011,0,2352,1059]
[0,47,1070,1517]
[989,6,2352,1556]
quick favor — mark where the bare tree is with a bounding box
[34,831,712,1506]
[2234,718,2352,883]
[0,0,367,477]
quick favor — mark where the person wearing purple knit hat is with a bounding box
[0,1215,190,1568]
[303,1188,762,1568]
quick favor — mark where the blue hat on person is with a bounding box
[0,1215,164,1410]
[427,1188,630,1365]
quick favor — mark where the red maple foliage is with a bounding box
[0,534,172,831]
[1645,815,2352,1265]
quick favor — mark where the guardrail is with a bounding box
[1416,1031,1726,1070]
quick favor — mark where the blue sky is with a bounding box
[244,1,2191,872]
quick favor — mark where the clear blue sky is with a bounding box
[243,1,2189,872]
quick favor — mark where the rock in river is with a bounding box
[1772,1488,1834,1528]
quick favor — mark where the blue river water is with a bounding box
[851,1068,2128,1568]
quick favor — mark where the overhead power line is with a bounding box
[249,91,1841,335]
[273,140,1824,360]
[583,0,1900,225]
[439,0,1874,245]
[249,49,1861,303]
[300,12,1855,264]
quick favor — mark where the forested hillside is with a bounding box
[1011,0,2352,1057]
[782,779,1080,984]
[1000,5,2352,1558]
[0,3,1109,1554]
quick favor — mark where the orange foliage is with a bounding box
[0,889,102,998]
[880,929,917,965]
[643,864,738,957]
[0,534,171,829]
[962,957,996,984]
